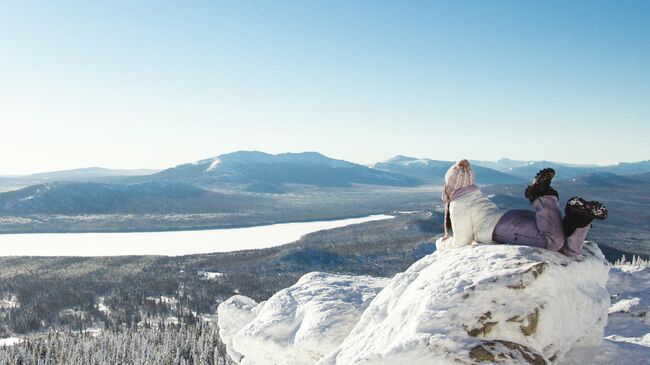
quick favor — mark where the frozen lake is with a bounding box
[0,215,394,257]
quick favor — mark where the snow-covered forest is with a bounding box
[0,322,232,365]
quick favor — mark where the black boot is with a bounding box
[525,168,558,203]
[563,197,608,236]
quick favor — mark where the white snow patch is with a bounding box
[604,333,650,347]
[609,297,641,314]
[0,337,21,347]
[404,159,429,165]
[97,297,110,315]
[205,158,221,172]
[84,327,103,337]
[146,296,177,305]
[199,271,224,279]
[0,295,19,309]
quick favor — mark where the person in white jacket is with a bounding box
[435,160,608,255]
[435,159,504,251]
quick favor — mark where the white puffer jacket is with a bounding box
[435,189,505,251]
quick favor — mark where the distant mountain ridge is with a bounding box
[0,167,161,192]
[472,158,650,179]
[148,151,422,192]
[2,151,649,196]
[0,181,263,215]
[373,156,527,185]
[471,157,600,171]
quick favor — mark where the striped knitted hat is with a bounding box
[442,159,474,237]
[443,159,475,203]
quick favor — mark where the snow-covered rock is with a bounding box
[320,242,610,365]
[218,272,388,365]
[217,295,266,363]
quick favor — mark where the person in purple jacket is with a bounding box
[435,160,608,256]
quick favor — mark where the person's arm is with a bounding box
[435,203,474,251]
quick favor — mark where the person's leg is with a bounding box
[493,168,565,251]
[561,226,591,256]
[531,195,566,251]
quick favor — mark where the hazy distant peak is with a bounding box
[383,155,420,163]
[496,157,517,163]
[380,156,436,167]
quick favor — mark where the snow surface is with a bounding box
[0,338,20,347]
[562,265,650,364]
[0,214,393,256]
[219,273,388,365]
[220,242,612,365]
[97,297,110,315]
[205,158,221,172]
[199,271,224,279]
[320,242,610,365]
[146,296,178,305]
[0,296,18,309]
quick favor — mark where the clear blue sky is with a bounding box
[1,1,648,174]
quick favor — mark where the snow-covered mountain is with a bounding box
[150,151,422,192]
[487,160,650,180]
[217,242,648,364]
[373,156,526,185]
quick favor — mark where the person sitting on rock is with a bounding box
[435,159,607,255]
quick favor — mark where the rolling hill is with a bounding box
[0,181,264,215]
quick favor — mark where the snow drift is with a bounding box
[219,242,610,365]
[218,272,388,365]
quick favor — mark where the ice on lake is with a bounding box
[0,215,393,257]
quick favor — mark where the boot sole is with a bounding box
[567,197,608,220]
[533,168,555,187]
[525,168,556,201]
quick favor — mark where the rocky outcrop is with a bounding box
[219,242,610,365]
